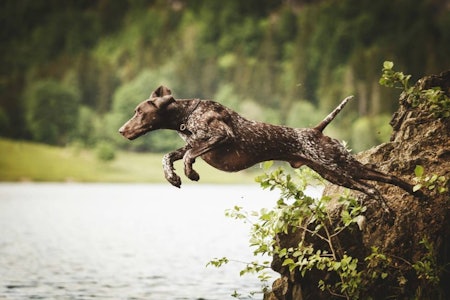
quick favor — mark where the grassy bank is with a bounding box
[0,139,257,183]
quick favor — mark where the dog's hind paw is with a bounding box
[413,189,427,200]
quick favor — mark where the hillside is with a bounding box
[1,0,450,153]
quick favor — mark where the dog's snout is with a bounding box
[118,125,126,135]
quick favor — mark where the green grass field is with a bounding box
[0,138,258,183]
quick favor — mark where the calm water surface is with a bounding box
[0,183,280,300]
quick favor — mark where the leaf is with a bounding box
[292,250,302,258]
[398,276,407,286]
[207,257,229,268]
[260,212,272,221]
[414,165,424,177]
[282,258,295,266]
[383,61,394,69]
[413,184,422,192]
[262,160,274,170]
[333,262,341,271]
[429,174,438,184]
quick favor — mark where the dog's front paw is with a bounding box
[166,173,182,188]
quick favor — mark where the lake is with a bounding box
[0,183,281,300]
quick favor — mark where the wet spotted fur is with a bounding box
[119,86,421,213]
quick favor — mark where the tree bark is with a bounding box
[265,70,450,300]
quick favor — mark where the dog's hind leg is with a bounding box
[360,166,426,198]
[348,179,392,214]
[335,176,392,214]
[335,176,396,222]
[316,166,393,215]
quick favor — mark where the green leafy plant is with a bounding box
[96,141,116,162]
[364,246,390,281]
[413,165,448,194]
[412,238,440,286]
[379,61,450,118]
[209,164,446,299]
[379,61,412,92]
[209,165,372,299]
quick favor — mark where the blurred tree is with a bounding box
[351,114,391,152]
[96,140,116,162]
[75,106,96,147]
[1,0,449,152]
[24,80,80,145]
[286,101,324,128]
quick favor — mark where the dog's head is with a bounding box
[119,85,175,140]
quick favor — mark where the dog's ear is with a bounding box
[150,86,172,98]
[151,95,175,110]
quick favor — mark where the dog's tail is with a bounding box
[314,95,353,132]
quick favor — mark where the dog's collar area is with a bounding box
[179,99,201,133]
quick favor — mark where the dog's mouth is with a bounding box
[124,134,139,140]
[120,130,144,140]
[119,126,152,140]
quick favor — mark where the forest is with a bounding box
[1,0,449,153]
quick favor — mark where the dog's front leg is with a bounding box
[183,135,230,181]
[162,145,190,187]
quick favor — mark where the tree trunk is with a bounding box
[264,70,450,300]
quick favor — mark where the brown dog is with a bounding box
[119,86,420,212]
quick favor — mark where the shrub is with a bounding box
[96,141,116,162]
[24,79,80,145]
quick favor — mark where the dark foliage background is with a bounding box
[1,0,449,151]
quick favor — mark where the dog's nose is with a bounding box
[118,127,125,135]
